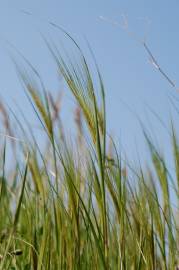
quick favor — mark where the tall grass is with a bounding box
[0,37,179,269]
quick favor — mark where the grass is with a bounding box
[0,36,179,269]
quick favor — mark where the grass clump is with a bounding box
[0,37,178,270]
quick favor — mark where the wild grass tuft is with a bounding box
[0,36,178,269]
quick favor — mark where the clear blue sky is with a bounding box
[0,0,179,166]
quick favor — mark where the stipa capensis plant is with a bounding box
[0,33,179,269]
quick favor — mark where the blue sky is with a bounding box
[0,0,179,166]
